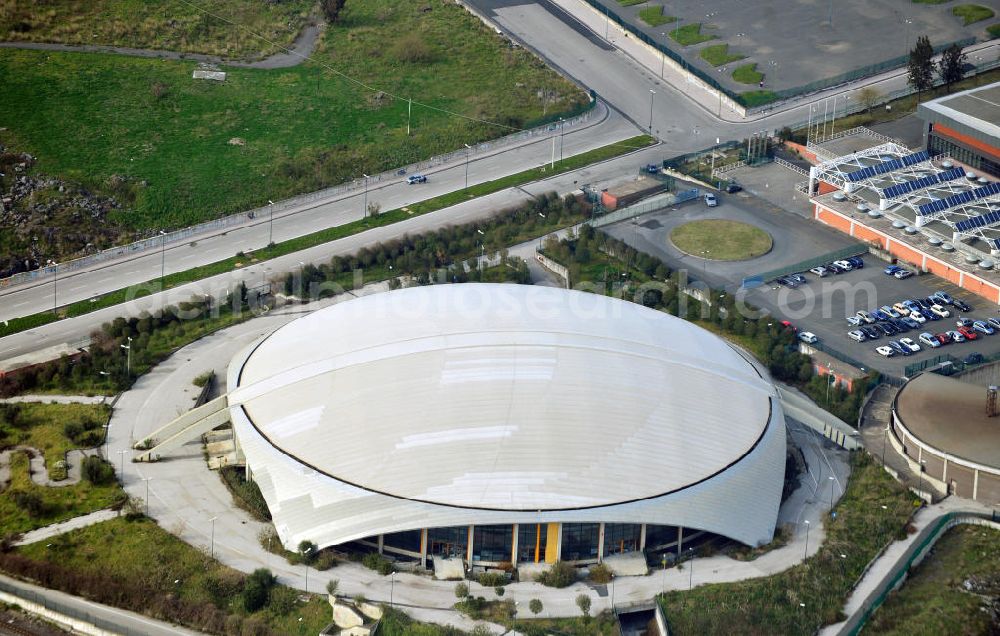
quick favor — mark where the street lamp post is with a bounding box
[610,573,615,613]
[826,364,834,403]
[267,199,275,247]
[828,475,836,510]
[116,449,127,484]
[882,425,889,466]
[390,571,397,608]
[559,117,565,162]
[661,554,667,594]
[648,89,656,134]
[362,174,370,218]
[120,336,132,377]
[46,259,58,314]
[687,547,694,590]
[210,516,218,558]
[143,477,151,516]
[803,520,811,559]
[159,230,167,284]
[660,34,667,78]
[464,144,472,190]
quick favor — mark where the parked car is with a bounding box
[934,333,951,346]
[964,352,986,365]
[932,291,954,305]
[900,316,921,329]
[875,345,895,357]
[406,174,427,184]
[908,310,926,324]
[957,326,978,340]
[946,330,965,343]
[892,302,911,315]
[913,298,932,310]
[891,318,912,332]
[776,276,799,288]
[901,300,921,313]
[725,182,743,193]
[861,325,881,340]
[899,337,921,353]
[872,309,891,322]
[810,266,830,277]
[876,322,896,336]
[988,317,1000,330]
[704,193,718,207]
[956,317,974,328]
[780,320,797,331]
[847,315,863,327]
[953,299,973,312]
[893,269,913,280]
[919,332,941,348]
[929,304,951,318]
[833,259,854,271]
[798,331,818,344]
[888,340,908,356]
[826,262,845,274]
[856,310,875,324]
[846,256,864,269]
[789,273,807,284]
[645,164,660,174]
[848,330,867,342]
[880,305,901,319]
[973,320,995,335]
[884,265,903,275]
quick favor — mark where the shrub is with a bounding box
[494,586,505,598]
[266,585,298,616]
[529,598,543,615]
[392,33,433,64]
[298,540,318,565]
[575,594,591,617]
[477,571,507,587]
[326,579,339,596]
[81,456,115,485]
[589,563,613,584]
[63,421,83,441]
[454,582,469,600]
[11,490,45,518]
[313,550,339,571]
[241,568,276,613]
[219,466,271,521]
[192,371,213,388]
[537,561,576,588]
[361,552,393,575]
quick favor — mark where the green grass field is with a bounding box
[660,453,916,635]
[952,4,995,24]
[738,90,778,107]
[668,23,715,46]
[669,220,773,260]
[617,0,647,6]
[865,525,1000,635]
[0,0,313,58]
[638,6,677,27]
[699,44,745,66]
[732,63,764,85]
[0,0,585,249]
[989,23,1000,36]
[0,403,110,478]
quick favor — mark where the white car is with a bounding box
[908,310,926,324]
[892,302,910,315]
[848,330,867,342]
[810,266,829,277]
[875,345,895,357]
[833,260,854,271]
[705,193,718,207]
[856,310,875,324]
[898,337,921,353]
[847,316,863,327]
[946,330,965,343]
[918,332,940,348]
[798,331,818,344]
[929,304,950,318]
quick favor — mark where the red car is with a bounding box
[957,326,978,340]
[780,320,797,331]
[934,333,951,346]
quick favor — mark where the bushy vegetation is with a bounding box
[660,453,916,634]
[361,551,394,576]
[0,403,109,470]
[536,560,577,588]
[219,466,271,521]
[81,456,115,486]
[588,563,613,584]
[3,517,332,634]
[477,571,508,587]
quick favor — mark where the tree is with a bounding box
[298,540,317,564]
[857,86,882,114]
[937,44,967,92]
[907,35,935,102]
[454,582,469,600]
[575,593,591,617]
[529,598,543,616]
[366,201,381,218]
[494,586,505,598]
[326,579,339,597]
[241,568,276,612]
[321,0,346,22]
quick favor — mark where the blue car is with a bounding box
[884,265,903,275]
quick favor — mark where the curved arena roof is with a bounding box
[229,284,786,548]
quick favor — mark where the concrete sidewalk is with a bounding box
[0,394,110,404]
[15,509,120,547]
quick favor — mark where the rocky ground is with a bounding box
[0,139,131,279]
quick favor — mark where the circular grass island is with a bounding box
[670,219,773,261]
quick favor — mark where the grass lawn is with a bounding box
[668,23,716,46]
[617,0,647,6]
[10,516,332,634]
[0,0,585,244]
[738,89,778,107]
[911,0,950,3]
[0,0,313,58]
[638,6,677,27]
[0,403,110,478]
[699,44,745,66]
[660,453,917,635]
[669,220,773,261]
[732,63,764,85]
[864,524,1000,635]
[0,452,122,536]
[0,135,653,341]
[952,4,995,24]
[989,23,1000,37]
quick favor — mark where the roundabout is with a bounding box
[669,219,773,261]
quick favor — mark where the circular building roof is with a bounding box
[231,284,776,511]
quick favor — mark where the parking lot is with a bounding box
[744,261,1000,376]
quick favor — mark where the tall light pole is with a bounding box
[267,199,275,247]
[46,259,57,314]
[210,516,218,558]
[390,571,397,608]
[120,336,132,377]
[116,449,127,484]
[687,547,694,590]
[159,230,167,284]
[464,144,472,190]
[362,174,370,218]
[882,425,889,466]
[660,33,667,78]
[559,117,565,162]
[143,477,151,516]
[648,89,656,134]
[610,573,615,613]
[803,520,811,559]
[828,475,836,510]
[661,554,667,594]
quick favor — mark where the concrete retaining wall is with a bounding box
[0,590,116,636]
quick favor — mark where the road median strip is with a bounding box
[0,135,655,340]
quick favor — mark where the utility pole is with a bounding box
[407,98,412,136]
[464,144,472,190]
[159,230,167,283]
[267,199,274,247]
[46,259,58,314]
[648,90,656,134]
[362,174,370,217]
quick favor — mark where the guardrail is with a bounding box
[742,242,869,287]
[0,99,598,292]
[0,576,150,635]
[773,157,809,177]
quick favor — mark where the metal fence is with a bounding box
[742,243,869,287]
[0,576,149,635]
[0,99,599,292]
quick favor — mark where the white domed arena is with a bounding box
[227,284,786,568]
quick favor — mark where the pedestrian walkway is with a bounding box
[15,509,119,547]
[0,394,110,404]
